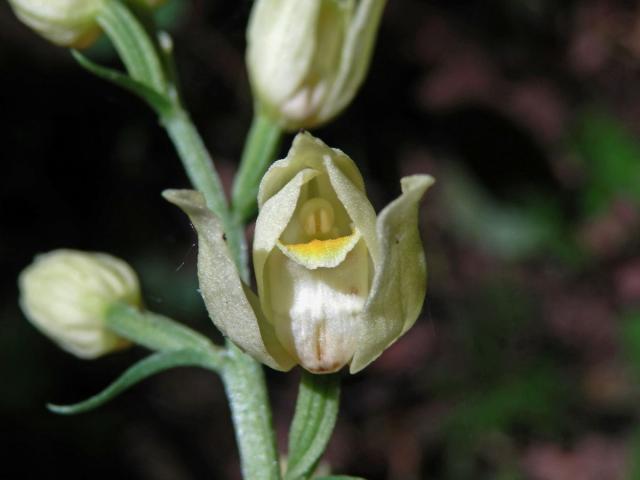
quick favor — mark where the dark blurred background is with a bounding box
[3,0,640,479]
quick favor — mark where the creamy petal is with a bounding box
[163,189,295,371]
[319,0,387,123]
[258,132,365,207]
[247,0,320,107]
[350,175,434,373]
[254,168,319,321]
[323,154,380,266]
[266,239,369,373]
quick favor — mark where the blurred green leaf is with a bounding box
[573,109,640,215]
[627,428,640,480]
[155,0,189,31]
[316,477,365,480]
[441,164,566,260]
[443,366,564,442]
[621,311,640,377]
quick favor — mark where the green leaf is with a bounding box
[443,367,564,442]
[48,349,216,415]
[285,372,341,480]
[104,302,220,357]
[96,0,167,93]
[621,311,640,377]
[72,50,172,116]
[627,428,640,480]
[315,477,365,480]
[573,109,640,215]
[441,163,563,260]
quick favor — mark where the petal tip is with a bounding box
[162,189,207,213]
[400,174,436,194]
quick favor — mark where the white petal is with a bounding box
[350,175,434,373]
[318,0,387,123]
[323,154,380,266]
[266,239,370,373]
[257,132,365,208]
[247,0,320,107]
[163,189,295,371]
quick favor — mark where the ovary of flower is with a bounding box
[164,131,433,374]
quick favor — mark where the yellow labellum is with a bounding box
[278,229,361,269]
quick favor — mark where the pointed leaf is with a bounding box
[350,175,434,373]
[96,0,167,92]
[72,50,172,116]
[105,302,219,355]
[48,349,216,415]
[286,372,341,480]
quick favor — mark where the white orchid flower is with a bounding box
[165,132,433,374]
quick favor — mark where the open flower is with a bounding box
[165,132,433,373]
[246,0,387,131]
[19,249,140,359]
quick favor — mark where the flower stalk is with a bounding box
[232,110,284,224]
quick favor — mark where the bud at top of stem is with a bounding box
[247,0,387,131]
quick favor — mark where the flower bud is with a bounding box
[19,249,141,359]
[8,0,164,48]
[165,132,433,374]
[8,0,104,48]
[246,0,386,131]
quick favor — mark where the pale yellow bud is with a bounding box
[8,0,164,48]
[19,249,141,359]
[8,0,104,48]
[247,0,387,130]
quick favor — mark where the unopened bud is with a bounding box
[19,249,141,359]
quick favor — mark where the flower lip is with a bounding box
[277,227,361,270]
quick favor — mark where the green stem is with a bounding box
[222,342,282,480]
[232,110,283,223]
[92,4,279,478]
[161,107,249,278]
